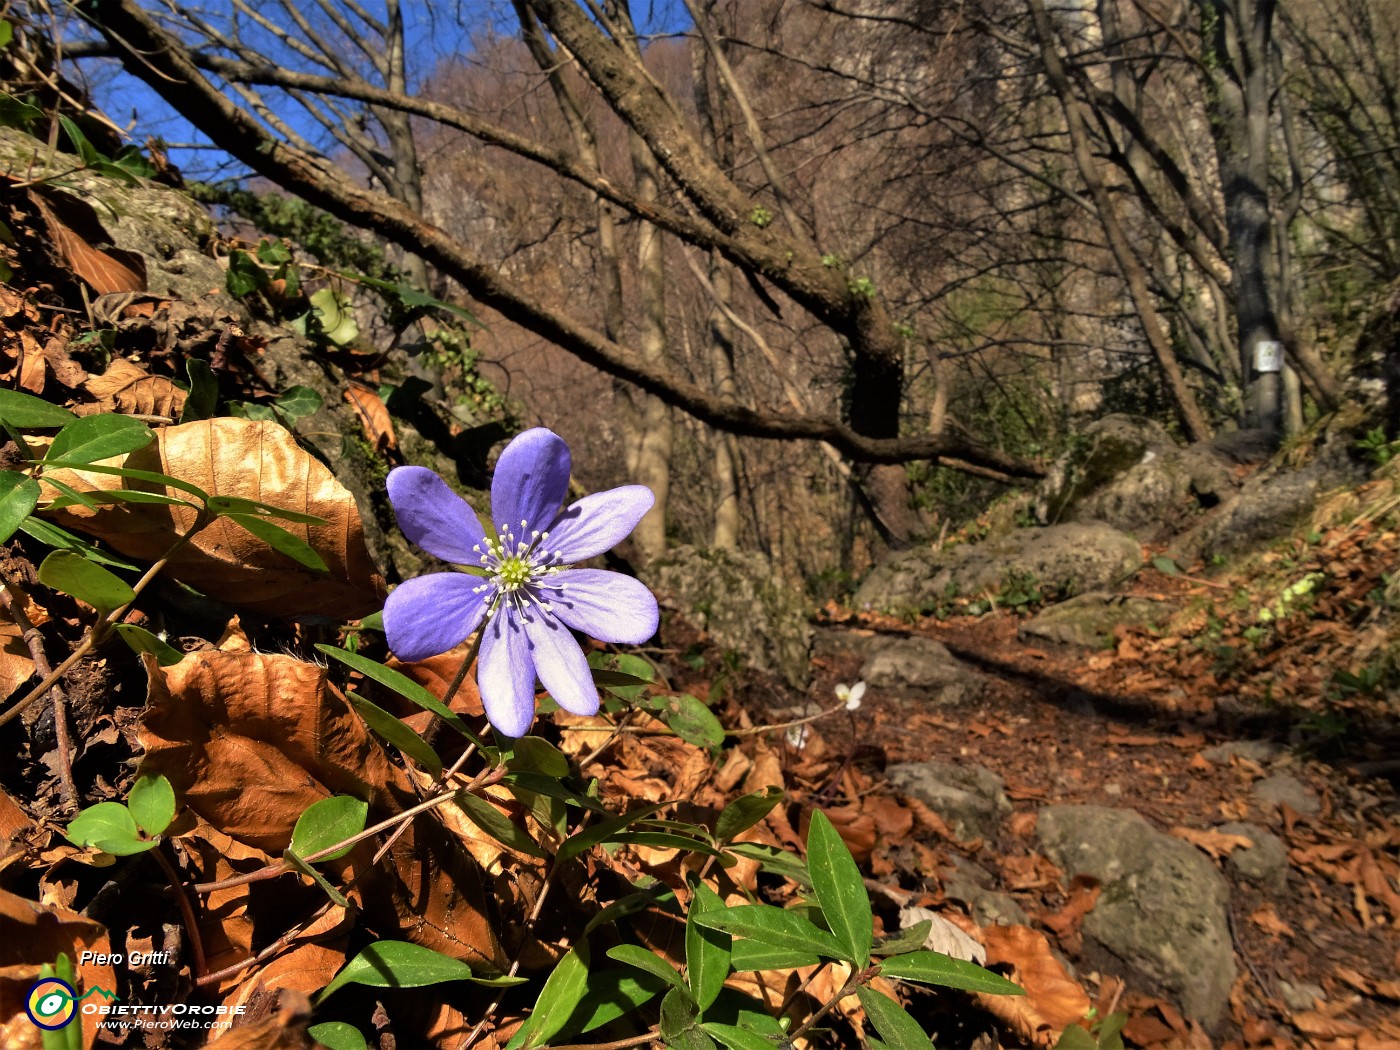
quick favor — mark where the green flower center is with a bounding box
[496,554,533,591]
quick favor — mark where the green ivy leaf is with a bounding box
[692,904,845,959]
[317,941,473,1004]
[274,385,323,424]
[0,389,77,428]
[0,469,39,542]
[37,550,134,615]
[857,986,935,1050]
[306,1022,367,1050]
[878,950,1024,996]
[686,880,731,1011]
[226,249,269,298]
[806,809,872,967]
[224,514,328,571]
[714,786,783,843]
[308,288,359,346]
[65,802,154,856]
[346,692,443,777]
[181,359,218,423]
[256,240,293,266]
[115,624,185,666]
[289,795,368,861]
[127,773,176,837]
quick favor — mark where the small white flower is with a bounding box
[784,724,811,750]
[835,681,866,712]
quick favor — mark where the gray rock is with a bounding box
[888,761,1011,840]
[860,637,982,703]
[1218,822,1289,893]
[644,545,812,690]
[855,522,1142,617]
[1038,805,1236,1029]
[1252,773,1320,818]
[1037,415,1236,541]
[942,870,1030,927]
[1199,740,1284,766]
[1278,980,1326,1012]
[1019,592,1176,649]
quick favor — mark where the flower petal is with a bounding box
[543,569,659,644]
[387,466,489,564]
[478,609,538,738]
[522,609,599,717]
[545,485,654,562]
[491,429,571,536]
[384,573,491,662]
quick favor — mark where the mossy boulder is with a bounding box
[1019,592,1176,649]
[644,545,812,689]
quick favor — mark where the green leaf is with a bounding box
[521,945,589,1050]
[686,880,730,1011]
[37,550,134,615]
[205,495,328,525]
[701,1023,785,1050]
[570,969,667,1035]
[45,414,154,466]
[453,789,546,859]
[317,941,473,1004]
[115,624,184,666]
[65,802,154,856]
[39,461,210,503]
[692,904,845,959]
[307,1021,368,1050]
[0,470,39,542]
[317,645,484,748]
[878,950,1024,996]
[806,809,872,966]
[1151,555,1181,577]
[0,91,43,129]
[509,736,570,779]
[181,358,218,423]
[289,795,368,861]
[127,773,176,836]
[347,692,442,776]
[649,693,725,751]
[714,786,783,843]
[19,517,140,570]
[857,987,935,1050]
[342,272,480,325]
[107,145,155,181]
[226,249,269,298]
[274,385,323,423]
[224,513,328,571]
[1053,1026,1098,1050]
[309,288,359,346]
[58,115,98,167]
[874,920,932,957]
[283,849,350,908]
[257,240,293,266]
[606,944,686,992]
[557,802,666,861]
[38,475,101,511]
[660,986,715,1050]
[583,886,676,936]
[88,159,140,187]
[0,22,13,49]
[722,842,810,888]
[728,939,819,972]
[0,390,77,428]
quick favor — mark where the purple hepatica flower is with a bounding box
[383,428,659,738]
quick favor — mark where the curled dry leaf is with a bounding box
[43,417,385,619]
[344,385,397,454]
[76,357,187,419]
[138,651,506,972]
[0,610,36,703]
[29,190,147,295]
[897,905,986,964]
[977,924,1092,1047]
[0,887,118,1050]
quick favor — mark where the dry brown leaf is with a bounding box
[140,651,506,972]
[43,417,385,619]
[0,785,35,854]
[344,385,397,453]
[1038,874,1101,954]
[0,609,36,703]
[1171,825,1255,860]
[228,942,348,1010]
[29,190,146,295]
[0,887,118,1050]
[77,357,187,418]
[897,906,985,963]
[1249,902,1295,938]
[978,924,1091,1046]
[205,989,316,1049]
[1293,1011,1368,1037]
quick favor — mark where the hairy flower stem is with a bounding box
[0,509,213,729]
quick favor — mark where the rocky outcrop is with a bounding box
[1036,415,1236,541]
[1038,805,1236,1029]
[888,761,1011,840]
[644,546,812,690]
[1020,592,1176,649]
[855,522,1141,616]
[859,636,984,702]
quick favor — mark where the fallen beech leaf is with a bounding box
[0,608,36,702]
[77,358,187,418]
[0,887,117,1050]
[1171,826,1255,860]
[29,190,146,295]
[344,385,396,453]
[205,989,316,1049]
[1038,874,1100,953]
[1249,903,1295,938]
[896,905,985,963]
[978,924,1091,1046]
[44,417,385,619]
[1292,1011,1367,1037]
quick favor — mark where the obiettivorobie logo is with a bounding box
[25,977,119,1030]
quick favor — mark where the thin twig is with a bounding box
[151,840,207,979]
